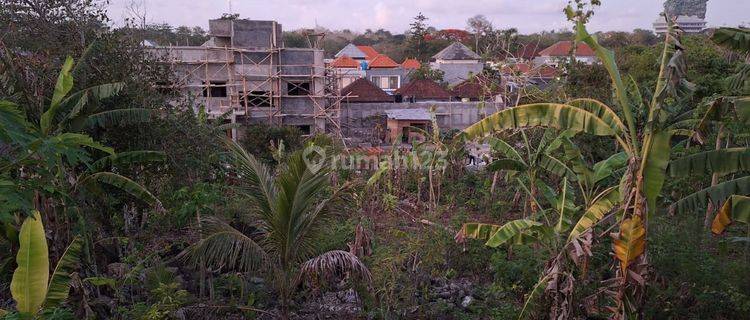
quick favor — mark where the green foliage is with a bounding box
[240,124,303,164]
[408,65,445,83]
[184,141,370,312]
[11,212,49,315]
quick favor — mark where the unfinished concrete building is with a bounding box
[149,18,341,137]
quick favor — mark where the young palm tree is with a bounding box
[184,140,371,317]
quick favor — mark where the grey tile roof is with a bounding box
[432,42,481,60]
[384,108,432,121]
[431,62,484,85]
[335,44,367,59]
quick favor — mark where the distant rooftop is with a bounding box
[341,78,393,103]
[395,79,452,100]
[432,42,481,61]
[538,41,595,57]
[331,55,359,68]
[369,54,399,68]
[401,58,421,70]
[356,45,380,60]
[385,108,432,121]
[335,44,367,59]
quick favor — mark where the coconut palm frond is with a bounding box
[298,250,372,286]
[183,216,268,273]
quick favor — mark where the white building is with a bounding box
[533,41,597,67]
[653,15,707,34]
[429,42,484,85]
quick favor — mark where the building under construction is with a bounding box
[149,18,342,137]
[149,18,501,148]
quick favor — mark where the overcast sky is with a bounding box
[106,0,749,34]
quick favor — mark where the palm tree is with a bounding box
[183,140,370,318]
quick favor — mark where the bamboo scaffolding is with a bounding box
[152,28,346,141]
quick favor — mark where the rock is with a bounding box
[461,296,474,308]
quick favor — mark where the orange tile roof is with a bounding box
[356,45,379,60]
[368,54,399,68]
[331,55,359,68]
[538,41,595,57]
[401,58,421,69]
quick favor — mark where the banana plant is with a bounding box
[484,129,576,215]
[0,211,82,317]
[410,107,465,209]
[669,147,750,234]
[457,10,699,316]
[0,56,162,222]
[666,28,750,234]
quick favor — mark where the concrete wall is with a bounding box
[340,101,505,146]
[209,19,283,49]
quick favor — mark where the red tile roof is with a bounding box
[356,45,379,60]
[368,54,399,68]
[331,55,359,68]
[538,41,595,57]
[451,75,503,100]
[535,65,560,78]
[341,78,393,103]
[401,58,421,69]
[395,79,452,100]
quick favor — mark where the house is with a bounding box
[429,42,484,85]
[384,109,432,144]
[533,41,596,67]
[331,55,365,89]
[451,75,504,102]
[335,44,368,61]
[332,44,409,93]
[340,78,393,103]
[395,79,453,102]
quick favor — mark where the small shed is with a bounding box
[384,108,432,144]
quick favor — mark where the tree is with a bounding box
[406,12,430,61]
[467,15,493,54]
[183,140,371,318]
[408,64,445,83]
